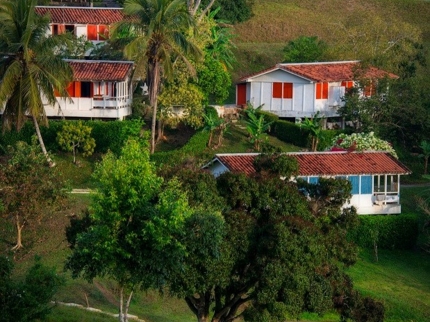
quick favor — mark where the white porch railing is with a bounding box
[44,96,132,119]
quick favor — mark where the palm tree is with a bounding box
[118,0,202,153]
[0,0,73,166]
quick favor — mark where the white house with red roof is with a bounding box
[204,152,410,215]
[44,60,134,119]
[35,6,123,43]
[236,61,397,121]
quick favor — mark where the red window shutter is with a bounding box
[283,83,293,99]
[342,81,353,89]
[58,24,65,34]
[316,83,322,99]
[322,82,328,99]
[237,84,247,105]
[87,25,97,40]
[74,82,81,98]
[273,82,282,98]
[66,82,75,97]
[54,88,60,97]
[99,25,109,40]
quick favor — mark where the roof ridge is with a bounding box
[278,60,359,66]
[64,59,134,64]
[35,6,122,10]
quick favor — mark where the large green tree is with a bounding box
[0,0,73,166]
[0,141,68,250]
[165,154,379,322]
[116,0,202,153]
[65,138,219,321]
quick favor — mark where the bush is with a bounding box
[256,110,279,126]
[151,131,210,166]
[348,214,419,250]
[273,120,309,147]
[1,119,145,155]
[318,129,344,151]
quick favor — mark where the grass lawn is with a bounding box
[347,249,430,322]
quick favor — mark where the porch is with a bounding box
[45,96,132,120]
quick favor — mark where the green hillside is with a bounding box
[230,0,430,79]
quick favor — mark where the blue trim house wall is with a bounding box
[204,152,410,215]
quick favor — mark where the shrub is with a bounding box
[348,213,419,250]
[256,110,279,126]
[0,119,144,155]
[273,120,309,147]
[318,129,344,151]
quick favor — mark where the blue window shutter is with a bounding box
[361,175,372,194]
[348,176,359,194]
[309,177,319,184]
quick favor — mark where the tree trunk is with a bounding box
[32,115,55,167]
[149,60,160,154]
[11,214,24,250]
[424,156,428,175]
[185,294,210,322]
[208,131,213,147]
[124,290,133,322]
[119,286,124,322]
[156,119,163,143]
[73,146,76,164]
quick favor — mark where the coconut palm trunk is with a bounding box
[32,115,55,166]
[118,0,202,154]
[149,60,161,154]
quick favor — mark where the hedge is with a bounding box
[348,213,419,250]
[0,119,144,155]
[151,130,210,166]
[273,120,309,147]
[272,120,346,150]
[256,110,279,125]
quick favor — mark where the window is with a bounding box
[360,176,372,194]
[65,25,75,34]
[309,177,319,184]
[348,176,359,194]
[272,82,293,99]
[316,82,328,99]
[81,82,92,98]
[99,25,109,40]
[87,25,98,41]
[341,81,354,89]
[283,83,293,99]
[52,24,65,35]
[273,82,282,98]
[364,82,376,97]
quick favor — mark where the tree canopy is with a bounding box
[115,0,202,153]
[0,0,73,165]
[283,36,328,63]
[0,141,68,250]
[163,154,380,322]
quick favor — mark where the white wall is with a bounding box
[245,70,346,118]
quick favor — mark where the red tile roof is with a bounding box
[213,152,410,176]
[67,60,134,81]
[35,6,123,25]
[239,61,398,83]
